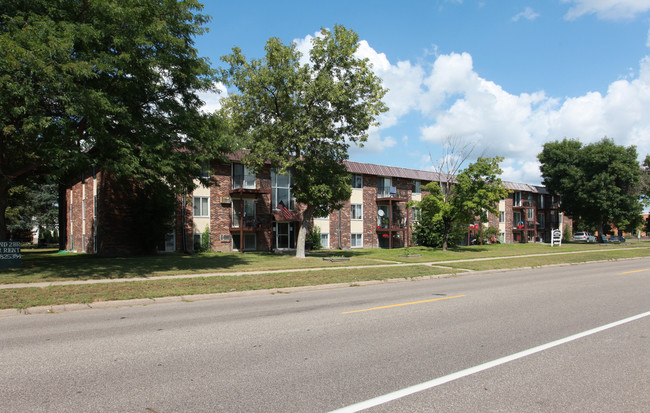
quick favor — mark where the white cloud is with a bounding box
[198,82,227,114]
[512,7,540,22]
[562,0,650,20]
[292,33,650,185]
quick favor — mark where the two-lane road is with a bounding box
[1,259,649,412]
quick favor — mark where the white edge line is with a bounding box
[329,310,650,413]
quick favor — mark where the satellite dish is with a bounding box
[378,210,385,217]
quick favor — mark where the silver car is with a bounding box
[574,232,596,242]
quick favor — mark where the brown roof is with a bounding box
[344,160,446,183]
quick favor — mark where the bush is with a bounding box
[413,217,464,248]
[201,225,211,252]
[307,226,322,250]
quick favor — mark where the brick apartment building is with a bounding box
[65,158,570,254]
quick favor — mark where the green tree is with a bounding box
[538,138,644,237]
[0,0,230,242]
[6,182,58,241]
[413,157,509,251]
[220,25,387,258]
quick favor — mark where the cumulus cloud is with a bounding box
[292,32,650,184]
[562,0,650,20]
[198,82,228,114]
[512,7,540,22]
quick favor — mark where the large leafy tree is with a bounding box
[538,138,644,236]
[220,25,388,258]
[0,0,229,242]
[414,156,508,251]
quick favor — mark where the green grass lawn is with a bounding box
[2,242,649,310]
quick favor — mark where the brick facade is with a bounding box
[65,159,569,254]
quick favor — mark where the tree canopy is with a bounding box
[413,156,509,251]
[0,0,229,241]
[220,25,388,257]
[538,138,644,236]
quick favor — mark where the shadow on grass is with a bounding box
[6,250,257,282]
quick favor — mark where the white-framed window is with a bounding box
[351,204,363,220]
[351,174,363,189]
[414,180,421,194]
[513,192,521,207]
[499,211,505,222]
[193,196,209,217]
[320,233,330,249]
[272,170,293,210]
[527,208,534,220]
[200,161,211,179]
[538,194,545,209]
[351,233,363,248]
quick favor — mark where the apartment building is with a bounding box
[65,158,569,254]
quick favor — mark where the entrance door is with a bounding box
[275,222,295,249]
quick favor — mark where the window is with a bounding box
[538,194,545,209]
[351,233,363,248]
[414,180,421,194]
[413,207,421,222]
[320,233,330,249]
[513,192,521,207]
[193,196,209,217]
[537,213,546,229]
[232,163,256,189]
[351,204,363,220]
[200,161,210,179]
[233,234,256,251]
[499,211,505,222]
[378,177,392,198]
[351,174,363,189]
[93,195,97,219]
[527,208,534,220]
[272,170,293,210]
[232,199,256,228]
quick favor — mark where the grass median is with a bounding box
[2,242,649,310]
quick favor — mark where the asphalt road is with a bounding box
[1,259,649,412]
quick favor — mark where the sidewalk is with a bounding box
[1,247,640,290]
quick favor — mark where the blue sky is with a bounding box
[193,0,650,185]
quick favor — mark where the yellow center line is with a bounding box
[342,294,466,314]
[620,269,650,274]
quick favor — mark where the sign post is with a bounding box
[551,229,562,247]
[0,241,22,268]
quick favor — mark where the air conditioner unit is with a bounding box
[220,197,231,204]
[220,234,231,242]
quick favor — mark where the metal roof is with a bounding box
[344,161,447,182]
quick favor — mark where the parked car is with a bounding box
[608,236,626,243]
[573,232,596,242]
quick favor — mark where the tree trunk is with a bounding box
[295,206,314,259]
[0,183,9,242]
[442,220,450,251]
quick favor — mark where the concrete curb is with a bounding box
[1,255,647,318]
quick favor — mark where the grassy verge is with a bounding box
[2,242,649,310]
[0,265,459,310]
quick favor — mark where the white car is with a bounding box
[573,232,596,242]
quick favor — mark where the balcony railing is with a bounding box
[514,199,536,208]
[232,215,257,229]
[232,174,257,190]
[377,188,408,199]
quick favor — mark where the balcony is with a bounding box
[230,174,270,195]
[377,187,408,201]
[231,215,268,231]
[513,199,536,208]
